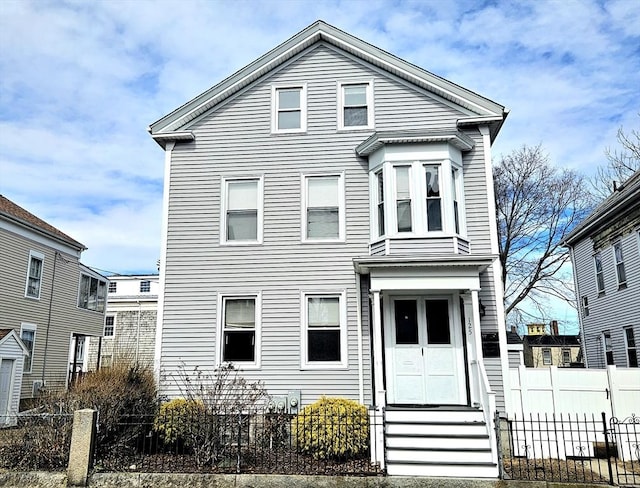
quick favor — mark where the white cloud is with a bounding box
[1,0,639,288]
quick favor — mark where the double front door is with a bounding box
[385,296,467,405]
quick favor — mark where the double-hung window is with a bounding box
[108,281,117,293]
[104,316,115,337]
[303,174,344,241]
[542,348,552,365]
[594,252,605,293]
[273,85,306,133]
[338,81,373,130]
[223,178,262,244]
[451,168,461,234]
[562,348,571,366]
[613,241,626,287]
[20,323,36,374]
[581,296,589,317]
[25,251,44,299]
[140,280,150,293]
[602,331,614,366]
[302,292,346,368]
[425,165,442,231]
[78,274,107,312]
[375,170,385,237]
[220,296,259,366]
[395,166,412,232]
[624,327,638,368]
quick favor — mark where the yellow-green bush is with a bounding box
[292,396,369,460]
[154,398,206,445]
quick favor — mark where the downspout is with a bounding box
[355,272,364,404]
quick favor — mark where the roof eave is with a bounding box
[355,129,476,157]
[0,212,86,251]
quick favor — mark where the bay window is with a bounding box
[78,273,107,312]
[371,158,465,239]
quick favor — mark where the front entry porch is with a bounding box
[355,256,500,477]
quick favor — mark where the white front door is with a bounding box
[385,296,466,405]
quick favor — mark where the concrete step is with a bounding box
[386,433,490,450]
[386,461,498,478]
[386,447,493,463]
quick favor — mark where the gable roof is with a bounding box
[149,20,507,146]
[0,329,30,355]
[0,195,86,251]
[564,169,640,246]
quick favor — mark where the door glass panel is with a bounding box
[394,300,418,344]
[425,299,450,344]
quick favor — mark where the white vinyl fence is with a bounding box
[508,365,640,461]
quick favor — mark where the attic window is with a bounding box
[272,85,306,133]
[338,81,373,130]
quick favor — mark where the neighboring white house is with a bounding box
[0,329,29,425]
[148,21,509,477]
[564,169,639,369]
[87,274,159,370]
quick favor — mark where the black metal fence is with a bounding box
[93,407,385,476]
[498,412,640,485]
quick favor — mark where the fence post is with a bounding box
[602,411,615,485]
[67,408,97,487]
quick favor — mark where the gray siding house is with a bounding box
[149,21,509,477]
[565,170,640,369]
[0,195,107,402]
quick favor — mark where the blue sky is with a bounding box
[1,0,639,330]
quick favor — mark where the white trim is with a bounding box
[104,314,116,337]
[271,83,307,134]
[24,250,44,300]
[19,323,37,374]
[300,172,345,243]
[613,240,627,288]
[300,290,348,370]
[216,292,262,369]
[154,140,174,382]
[220,176,264,245]
[337,79,374,131]
[594,251,605,294]
[392,164,415,235]
[478,126,499,255]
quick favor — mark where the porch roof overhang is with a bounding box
[353,254,496,292]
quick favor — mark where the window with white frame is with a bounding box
[25,251,44,299]
[542,348,552,365]
[108,281,117,293]
[302,292,346,368]
[581,295,589,317]
[338,81,373,129]
[562,348,571,365]
[273,86,306,132]
[375,170,385,237]
[223,178,262,243]
[78,274,107,312]
[104,316,115,337]
[395,166,412,232]
[140,280,151,293]
[451,168,461,234]
[303,174,343,240]
[625,327,638,368]
[613,241,627,287]
[602,331,614,365]
[594,252,605,293]
[20,323,36,374]
[220,296,259,364]
[425,165,443,231]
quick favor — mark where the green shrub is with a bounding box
[292,396,369,460]
[154,398,205,446]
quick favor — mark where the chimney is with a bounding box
[551,320,559,336]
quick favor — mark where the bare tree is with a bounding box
[495,145,592,321]
[592,116,640,199]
